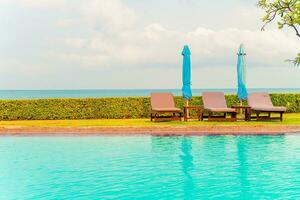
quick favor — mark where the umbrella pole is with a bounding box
[239,100,243,114]
[186,100,189,120]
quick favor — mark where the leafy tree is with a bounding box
[258,0,300,65]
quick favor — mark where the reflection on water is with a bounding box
[180,137,195,200]
[236,137,250,198]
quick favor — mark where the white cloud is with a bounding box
[21,0,65,8]
[64,37,87,49]
[54,53,110,67]
[1,0,299,89]
[0,0,11,4]
[144,24,168,40]
[77,0,136,32]
[187,28,299,66]
[4,0,298,69]
[1,0,136,32]
[0,0,65,8]
[55,23,299,68]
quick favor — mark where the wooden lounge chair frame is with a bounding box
[150,92,183,122]
[205,112,237,122]
[250,111,284,121]
[202,92,237,121]
[150,111,183,122]
[247,92,286,121]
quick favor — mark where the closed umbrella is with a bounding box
[182,45,192,117]
[237,44,248,108]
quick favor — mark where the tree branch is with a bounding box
[261,10,278,30]
[286,10,300,38]
[291,24,300,37]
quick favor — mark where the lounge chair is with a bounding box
[247,92,286,121]
[202,92,237,121]
[150,92,183,121]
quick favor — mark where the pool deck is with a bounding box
[1,125,300,136]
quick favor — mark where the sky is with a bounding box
[0,0,299,89]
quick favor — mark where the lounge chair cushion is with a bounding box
[248,92,273,108]
[248,92,286,112]
[152,107,181,112]
[206,107,236,113]
[251,106,287,112]
[202,92,235,113]
[151,92,181,112]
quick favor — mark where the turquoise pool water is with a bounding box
[1,135,300,199]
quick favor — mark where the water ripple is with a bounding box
[1,135,300,199]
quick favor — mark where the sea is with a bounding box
[0,88,299,99]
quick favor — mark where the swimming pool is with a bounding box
[1,135,300,199]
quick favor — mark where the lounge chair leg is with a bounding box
[180,112,183,121]
[155,113,158,122]
[256,112,260,120]
[280,112,283,121]
[208,112,212,121]
[231,112,237,120]
[150,113,153,121]
[268,112,271,118]
[232,112,237,121]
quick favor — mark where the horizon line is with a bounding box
[0,87,300,91]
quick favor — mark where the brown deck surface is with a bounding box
[1,125,300,136]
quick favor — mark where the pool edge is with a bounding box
[0,125,300,136]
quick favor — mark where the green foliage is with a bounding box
[0,94,299,120]
[258,0,300,33]
[294,53,300,65]
[258,0,300,65]
[0,98,150,120]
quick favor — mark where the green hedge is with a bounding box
[0,93,299,120]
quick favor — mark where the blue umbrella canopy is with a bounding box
[237,44,248,100]
[182,45,192,100]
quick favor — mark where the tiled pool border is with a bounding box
[0,125,300,136]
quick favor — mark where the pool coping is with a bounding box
[1,125,300,136]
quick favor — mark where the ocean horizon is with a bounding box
[0,88,300,99]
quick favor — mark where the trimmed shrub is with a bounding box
[0,93,299,120]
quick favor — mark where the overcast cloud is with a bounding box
[0,0,299,89]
